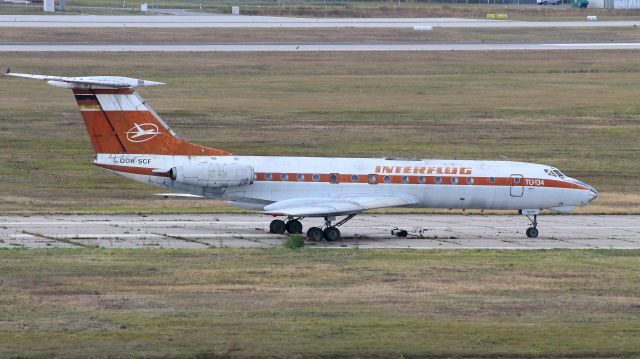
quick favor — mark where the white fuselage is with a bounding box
[96,153,597,214]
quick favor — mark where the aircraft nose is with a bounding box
[587,185,598,203]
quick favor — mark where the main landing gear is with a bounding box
[306,215,356,242]
[307,214,356,242]
[269,214,358,242]
[269,218,303,235]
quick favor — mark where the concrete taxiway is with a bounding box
[3,42,640,52]
[2,15,640,28]
[1,214,638,249]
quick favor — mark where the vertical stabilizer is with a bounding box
[7,71,231,156]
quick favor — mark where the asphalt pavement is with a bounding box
[3,42,640,51]
[1,214,638,249]
[2,15,640,28]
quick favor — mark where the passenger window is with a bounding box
[383,175,391,183]
[368,174,378,184]
[489,177,495,183]
[514,177,521,184]
[280,173,288,181]
[264,173,272,181]
[329,173,339,184]
[402,176,409,184]
[435,177,442,184]
[296,174,305,182]
[451,177,458,185]
[466,177,474,185]
[312,174,320,182]
[351,175,359,183]
[418,176,426,184]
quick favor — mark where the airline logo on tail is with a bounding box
[126,123,161,143]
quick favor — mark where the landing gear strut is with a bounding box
[525,214,539,238]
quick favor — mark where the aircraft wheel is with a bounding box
[306,227,323,241]
[269,219,286,234]
[285,219,303,234]
[526,227,539,238]
[323,227,341,242]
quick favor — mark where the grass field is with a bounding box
[0,248,639,358]
[0,51,638,214]
[5,27,640,44]
[4,1,640,19]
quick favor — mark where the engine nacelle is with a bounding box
[170,163,254,188]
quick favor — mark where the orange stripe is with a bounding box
[254,172,587,190]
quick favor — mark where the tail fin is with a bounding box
[6,71,230,156]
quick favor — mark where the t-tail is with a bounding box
[5,70,230,156]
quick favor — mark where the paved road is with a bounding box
[1,214,638,249]
[3,42,640,52]
[2,15,640,28]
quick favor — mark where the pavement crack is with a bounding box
[21,230,94,248]
[153,232,210,246]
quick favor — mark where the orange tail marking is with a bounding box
[73,88,230,156]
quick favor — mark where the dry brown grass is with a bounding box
[0,249,639,358]
[4,27,640,44]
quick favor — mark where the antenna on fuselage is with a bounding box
[500,154,509,161]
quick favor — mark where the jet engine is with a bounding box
[170,163,254,188]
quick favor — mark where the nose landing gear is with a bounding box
[525,214,539,238]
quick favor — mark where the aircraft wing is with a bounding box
[262,195,419,217]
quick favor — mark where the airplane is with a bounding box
[6,71,599,241]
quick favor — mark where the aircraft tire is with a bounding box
[285,219,303,234]
[323,227,341,242]
[307,227,323,241]
[269,219,286,234]
[526,227,539,238]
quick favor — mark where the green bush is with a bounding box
[284,235,305,249]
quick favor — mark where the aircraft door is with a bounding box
[510,174,524,197]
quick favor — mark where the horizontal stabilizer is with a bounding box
[154,193,205,199]
[5,69,163,89]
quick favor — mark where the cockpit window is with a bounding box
[553,169,565,178]
[545,168,566,178]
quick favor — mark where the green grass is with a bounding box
[0,248,639,358]
[0,51,638,214]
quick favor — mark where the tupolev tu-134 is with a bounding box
[7,71,598,241]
